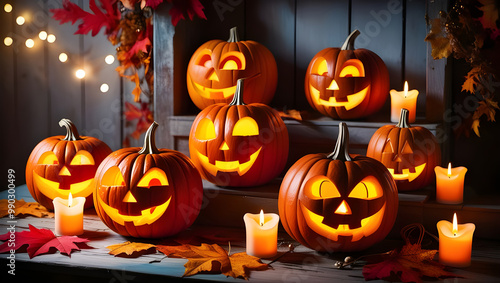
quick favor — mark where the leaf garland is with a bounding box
[425,0,500,136]
[51,0,206,144]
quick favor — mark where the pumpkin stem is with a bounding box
[229,78,246,106]
[396,108,411,128]
[228,26,240,42]
[341,30,361,51]
[59,118,81,141]
[138,121,160,154]
[328,122,352,161]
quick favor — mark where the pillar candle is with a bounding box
[390,81,419,123]
[435,163,467,204]
[437,213,475,267]
[243,210,279,258]
[53,193,85,236]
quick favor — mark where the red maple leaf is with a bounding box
[146,0,164,9]
[51,0,121,36]
[0,224,91,258]
[167,0,206,26]
[124,102,154,139]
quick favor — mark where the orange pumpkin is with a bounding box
[279,123,398,252]
[304,30,389,120]
[187,26,278,110]
[94,122,203,238]
[25,119,112,210]
[189,78,288,187]
[367,108,441,191]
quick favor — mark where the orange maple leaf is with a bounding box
[0,199,54,218]
[157,243,269,279]
[107,241,156,258]
[425,18,452,60]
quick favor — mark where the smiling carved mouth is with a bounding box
[301,203,386,242]
[97,192,171,226]
[196,147,262,176]
[310,85,369,110]
[33,171,95,200]
[387,163,426,182]
[191,80,237,100]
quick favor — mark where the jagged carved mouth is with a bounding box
[387,163,426,182]
[191,80,237,100]
[310,85,369,110]
[195,147,262,176]
[301,203,386,242]
[33,172,94,199]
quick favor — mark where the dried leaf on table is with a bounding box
[362,243,461,283]
[107,241,156,257]
[0,199,54,218]
[157,243,269,279]
[278,109,303,121]
[425,18,452,59]
[0,224,91,258]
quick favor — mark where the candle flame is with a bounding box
[452,213,458,236]
[404,81,408,98]
[259,209,264,226]
[447,162,452,177]
[68,193,73,207]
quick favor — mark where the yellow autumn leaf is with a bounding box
[107,241,156,257]
[425,18,452,59]
[0,199,54,218]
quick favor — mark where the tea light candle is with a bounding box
[437,213,475,267]
[390,81,419,123]
[53,193,85,236]
[243,210,279,258]
[435,163,467,204]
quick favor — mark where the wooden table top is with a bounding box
[1,185,500,282]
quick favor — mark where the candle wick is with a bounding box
[454,233,457,237]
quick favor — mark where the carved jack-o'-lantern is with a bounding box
[304,30,390,120]
[189,78,288,187]
[94,122,203,238]
[25,119,112,210]
[367,108,441,191]
[279,123,398,252]
[187,27,278,110]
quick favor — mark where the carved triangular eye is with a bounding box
[101,166,125,187]
[70,150,95,165]
[304,176,341,200]
[38,151,59,165]
[137,168,169,188]
[383,140,394,154]
[195,118,216,141]
[348,176,383,200]
[233,117,259,136]
[401,141,413,154]
[312,58,328,76]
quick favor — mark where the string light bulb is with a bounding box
[100,83,109,93]
[16,16,25,25]
[75,69,86,79]
[39,31,47,40]
[105,55,115,64]
[4,4,13,13]
[47,34,56,43]
[4,37,13,46]
[25,38,34,48]
[59,53,68,63]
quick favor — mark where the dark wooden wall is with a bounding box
[0,0,124,186]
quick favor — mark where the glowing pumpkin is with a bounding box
[367,108,441,191]
[279,123,398,252]
[94,122,203,238]
[25,118,112,210]
[189,78,289,187]
[304,30,390,120]
[187,26,278,110]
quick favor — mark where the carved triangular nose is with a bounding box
[220,141,229,151]
[335,200,352,215]
[327,79,339,90]
[208,70,219,82]
[59,166,71,176]
[123,191,137,203]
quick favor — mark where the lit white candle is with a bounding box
[437,213,475,267]
[243,210,279,258]
[53,193,86,236]
[390,81,419,123]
